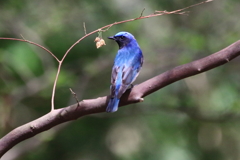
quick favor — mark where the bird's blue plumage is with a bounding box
[106,32,143,112]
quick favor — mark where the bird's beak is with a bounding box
[108,36,115,40]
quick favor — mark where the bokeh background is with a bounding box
[1,0,240,160]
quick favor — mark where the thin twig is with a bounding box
[155,0,213,14]
[20,34,26,40]
[139,8,145,18]
[100,23,114,32]
[0,38,60,62]
[69,88,80,105]
[63,1,214,60]
[83,22,87,35]
[51,63,62,111]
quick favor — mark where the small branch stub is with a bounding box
[139,98,144,102]
[83,22,87,35]
[69,88,80,105]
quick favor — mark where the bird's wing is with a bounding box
[110,66,119,98]
[111,65,119,85]
[110,65,129,99]
[122,54,143,85]
[118,56,143,98]
[110,48,143,99]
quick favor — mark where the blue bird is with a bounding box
[106,32,143,112]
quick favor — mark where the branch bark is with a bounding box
[0,40,240,157]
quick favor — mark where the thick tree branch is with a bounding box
[0,40,240,157]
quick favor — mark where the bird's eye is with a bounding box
[119,36,125,40]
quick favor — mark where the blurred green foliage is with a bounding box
[1,0,240,160]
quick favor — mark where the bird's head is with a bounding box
[108,32,136,49]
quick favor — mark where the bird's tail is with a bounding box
[106,97,120,113]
